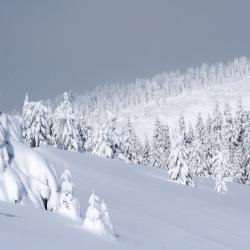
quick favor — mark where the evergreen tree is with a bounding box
[204,113,214,175]
[190,113,210,177]
[212,145,230,193]
[151,118,171,169]
[0,122,9,172]
[52,92,80,151]
[58,168,80,219]
[168,116,195,186]
[141,134,151,166]
[118,119,141,163]
[77,114,88,152]
[190,138,209,178]
[92,123,114,158]
[92,114,120,158]
[195,112,205,141]
[23,101,52,147]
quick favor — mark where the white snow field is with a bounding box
[0,145,250,250]
[118,77,250,140]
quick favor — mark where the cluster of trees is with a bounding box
[21,57,250,192]
[22,91,250,191]
[69,57,249,121]
[58,167,115,238]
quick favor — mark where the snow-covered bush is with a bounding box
[58,168,80,220]
[83,191,115,239]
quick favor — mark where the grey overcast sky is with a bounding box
[0,0,250,112]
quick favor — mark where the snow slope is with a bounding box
[1,146,250,250]
[127,78,250,139]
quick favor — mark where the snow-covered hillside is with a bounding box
[131,78,250,139]
[1,57,250,249]
[1,147,250,250]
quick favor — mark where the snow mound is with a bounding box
[0,113,60,210]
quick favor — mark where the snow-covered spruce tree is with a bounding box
[83,190,115,239]
[84,125,95,152]
[190,139,209,178]
[141,134,151,166]
[243,120,250,184]
[92,113,120,158]
[222,103,244,183]
[52,92,80,151]
[151,118,171,169]
[195,113,205,141]
[190,113,209,177]
[212,144,230,193]
[58,168,80,220]
[92,123,114,158]
[22,93,35,146]
[77,114,88,152]
[167,116,195,187]
[0,122,9,172]
[203,113,214,176]
[230,99,248,183]
[118,119,141,164]
[23,99,52,147]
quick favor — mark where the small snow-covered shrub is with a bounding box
[58,168,80,220]
[83,190,115,239]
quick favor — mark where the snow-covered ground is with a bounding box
[1,146,250,250]
[1,64,250,249]
[128,78,250,139]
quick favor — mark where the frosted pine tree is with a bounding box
[212,146,230,193]
[118,119,141,163]
[84,125,95,152]
[168,116,195,187]
[141,134,151,166]
[243,121,250,184]
[151,118,170,169]
[191,113,209,177]
[83,191,115,239]
[190,139,209,178]
[77,114,88,152]
[22,93,35,146]
[195,113,205,141]
[92,114,120,158]
[204,113,214,175]
[0,122,9,172]
[58,167,80,220]
[23,101,52,147]
[92,123,114,158]
[52,92,80,151]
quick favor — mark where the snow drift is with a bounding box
[0,113,60,210]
